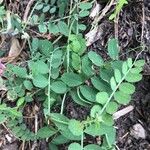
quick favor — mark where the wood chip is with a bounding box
[113,105,134,120]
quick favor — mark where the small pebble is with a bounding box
[130,123,146,139]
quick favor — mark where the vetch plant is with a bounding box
[1,37,144,149]
[0,1,145,149]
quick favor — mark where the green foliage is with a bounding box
[0,1,144,149]
[109,0,128,20]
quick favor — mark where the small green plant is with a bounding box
[109,0,128,20]
[0,1,145,149]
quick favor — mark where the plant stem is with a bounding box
[81,132,84,150]
[48,54,53,115]
[23,2,39,31]
[60,93,67,114]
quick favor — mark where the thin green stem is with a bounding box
[48,54,53,115]
[60,93,67,114]
[81,132,84,150]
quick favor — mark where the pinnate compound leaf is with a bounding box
[68,143,81,150]
[114,91,131,105]
[96,92,108,105]
[125,72,142,83]
[32,75,48,88]
[119,82,135,94]
[51,81,67,94]
[107,38,119,60]
[88,51,104,66]
[106,102,118,114]
[68,119,83,136]
[61,72,83,87]
[114,69,122,83]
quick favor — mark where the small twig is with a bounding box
[114,13,119,40]
[22,141,25,150]
[141,0,145,44]
[23,0,35,22]
[113,105,134,120]
[96,0,115,22]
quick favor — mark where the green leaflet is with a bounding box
[51,50,63,68]
[82,55,94,77]
[84,144,102,150]
[39,39,53,56]
[88,51,104,66]
[125,72,142,83]
[61,128,81,141]
[51,81,67,94]
[122,61,128,75]
[114,91,131,105]
[68,119,83,136]
[100,68,113,83]
[23,80,33,91]
[70,90,90,107]
[79,2,92,10]
[71,53,81,71]
[32,74,48,88]
[37,126,57,139]
[96,92,109,105]
[69,34,86,55]
[91,76,111,93]
[52,135,69,145]
[29,60,49,75]
[134,59,145,67]
[110,77,117,90]
[61,72,83,87]
[68,143,81,150]
[90,105,102,118]
[107,38,119,60]
[102,113,114,126]
[106,102,118,114]
[119,82,135,94]
[12,66,28,78]
[114,69,122,83]
[80,85,97,102]
[57,21,69,36]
